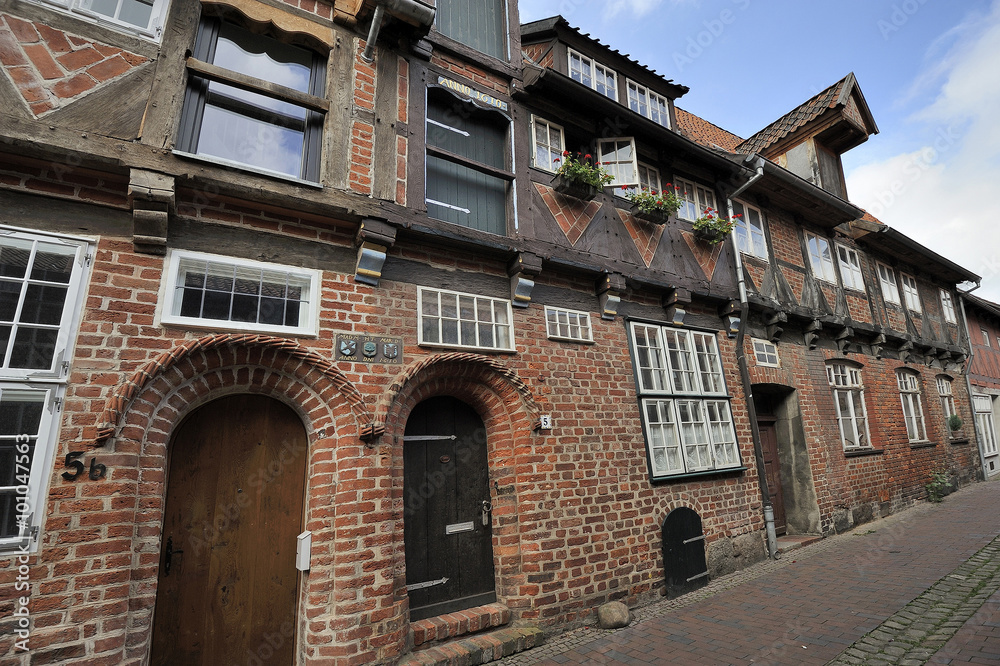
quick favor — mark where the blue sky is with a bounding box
[520,0,1000,301]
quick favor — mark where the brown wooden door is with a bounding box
[758,420,787,535]
[403,396,496,620]
[151,395,307,666]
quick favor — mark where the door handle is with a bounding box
[481,500,492,526]
[164,536,184,576]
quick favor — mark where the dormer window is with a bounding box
[626,80,670,128]
[568,49,617,100]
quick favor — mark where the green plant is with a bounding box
[947,414,963,432]
[691,207,738,244]
[925,469,951,503]
[553,151,614,189]
[622,183,683,216]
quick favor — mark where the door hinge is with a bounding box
[406,577,449,592]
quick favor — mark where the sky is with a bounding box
[519,0,1000,302]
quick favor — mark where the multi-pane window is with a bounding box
[568,49,617,100]
[984,329,991,348]
[177,19,327,182]
[598,138,638,188]
[837,246,865,291]
[544,306,593,343]
[940,289,957,324]
[897,370,927,442]
[804,231,837,283]
[435,0,506,60]
[752,339,779,367]
[937,376,956,432]
[675,177,716,222]
[974,395,998,457]
[531,116,564,173]
[425,89,513,236]
[35,0,169,38]
[638,163,661,191]
[827,363,871,450]
[418,287,514,351]
[901,274,922,312]
[0,227,91,552]
[731,201,767,259]
[877,263,900,305]
[626,80,670,127]
[630,323,740,478]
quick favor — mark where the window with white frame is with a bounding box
[638,163,661,191]
[531,116,564,173]
[630,323,740,479]
[983,329,991,348]
[418,287,514,351]
[31,0,169,38]
[877,262,900,305]
[568,49,617,100]
[974,395,998,457]
[897,370,927,442]
[752,339,779,367]
[837,245,865,292]
[675,177,716,222]
[900,273,922,312]
[940,289,957,324]
[0,227,91,552]
[544,306,592,343]
[598,138,638,188]
[804,231,837,283]
[160,250,320,337]
[731,200,767,259]
[937,375,956,430]
[626,80,670,127]
[827,363,871,450]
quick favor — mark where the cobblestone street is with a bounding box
[501,479,1000,665]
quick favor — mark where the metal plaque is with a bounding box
[445,521,475,535]
[335,335,403,364]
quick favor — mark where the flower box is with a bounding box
[552,175,599,201]
[693,227,725,244]
[631,205,670,224]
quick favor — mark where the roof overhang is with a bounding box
[857,226,980,284]
[744,158,864,227]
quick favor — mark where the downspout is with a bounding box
[726,155,776,558]
[361,0,436,63]
[957,282,988,479]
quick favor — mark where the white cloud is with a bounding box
[605,0,664,18]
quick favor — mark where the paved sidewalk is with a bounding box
[499,480,1000,665]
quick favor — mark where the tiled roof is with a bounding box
[674,107,744,152]
[737,73,856,154]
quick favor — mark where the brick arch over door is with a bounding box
[109,338,369,663]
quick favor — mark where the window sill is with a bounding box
[910,441,937,450]
[949,437,971,445]
[651,466,746,484]
[172,151,322,189]
[844,448,884,458]
[417,342,517,355]
[160,318,319,339]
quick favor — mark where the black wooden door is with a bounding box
[403,396,496,620]
[758,420,787,535]
[662,507,708,598]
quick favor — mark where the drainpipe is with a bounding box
[360,0,436,63]
[957,282,988,480]
[726,155,776,558]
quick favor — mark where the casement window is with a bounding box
[900,273,922,313]
[897,370,927,442]
[531,116,564,173]
[752,339,779,367]
[827,363,871,450]
[598,138,638,188]
[425,89,513,236]
[568,49,617,100]
[630,323,740,479]
[837,246,865,292]
[804,231,837,283]
[160,250,320,337]
[176,19,327,182]
[984,329,991,348]
[33,0,169,38]
[544,306,593,343]
[618,163,660,197]
[974,395,998,456]
[435,0,506,60]
[731,201,767,259]
[940,289,957,324]
[675,177,716,222]
[0,227,91,552]
[877,262,901,305]
[937,376,956,427]
[626,80,670,127]
[418,287,514,351]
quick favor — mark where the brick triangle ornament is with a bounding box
[534,183,603,246]
[681,230,725,280]
[0,14,149,117]
[616,209,664,268]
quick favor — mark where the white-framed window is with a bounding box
[974,395,998,457]
[531,116,564,173]
[32,0,169,38]
[638,163,661,191]
[837,245,865,292]
[877,262,900,305]
[630,323,740,478]
[732,200,767,259]
[675,177,716,222]
[752,339,779,367]
[940,289,957,324]
[626,80,670,127]
[568,49,617,100]
[937,375,957,433]
[418,287,514,351]
[827,363,871,450]
[160,250,320,337]
[983,329,991,348]
[804,231,837,283]
[0,227,92,553]
[897,370,927,442]
[900,273,922,313]
[544,306,593,343]
[598,137,638,188]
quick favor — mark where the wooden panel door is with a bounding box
[151,395,307,666]
[403,396,496,620]
[758,420,787,535]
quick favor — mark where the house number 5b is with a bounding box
[61,451,107,481]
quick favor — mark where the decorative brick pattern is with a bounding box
[533,183,602,246]
[616,208,665,268]
[0,14,148,116]
[679,230,724,280]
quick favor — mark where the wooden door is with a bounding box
[403,396,496,620]
[151,395,307,666]
[661,507,709,598]
[758,420,787,535]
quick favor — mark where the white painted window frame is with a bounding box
[598,137,639,188]
[984,329,991,348]
[974,395,999,457]
[837,245,865,292]
[675,176,716,222]
[567,48,617,100]
[752,338,779,367]
[732,200,768,260]
[940,289,957,324]
[544,306,593,343]
[877,262,901,305]
[530,115,564,173]
[625,79,670,127]
[804,231,837,283]
[417,286,515,352]
[896,370,927,442]
[900,273,922,313]
[827,363,872,451]
[35,0,168,39]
